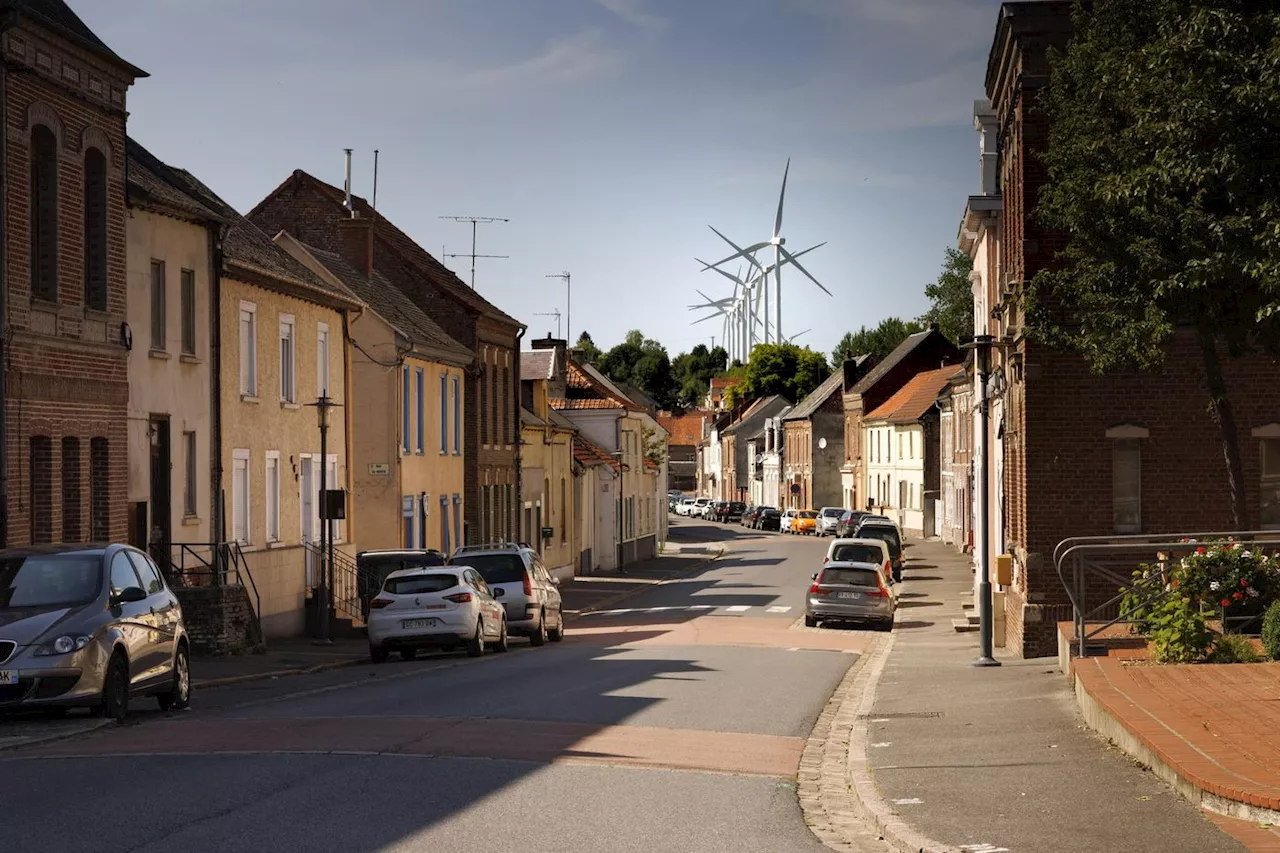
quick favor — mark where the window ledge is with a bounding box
[148,348,171,360]
[180,353,202,365]
[241,394,260,404]
[30,297,59,312]
[181,515,201,527]
[281,402,301,410]
[83,307,113,322]
[266,539,285,549]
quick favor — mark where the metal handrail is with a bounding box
[305,541,363,626]
[157,541,263,643]
[1054,530,1280,658]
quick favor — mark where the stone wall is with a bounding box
[175,584,262,656]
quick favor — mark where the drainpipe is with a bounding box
[209,223,228,553]
[513,326,526,541]
[0,7,16,548]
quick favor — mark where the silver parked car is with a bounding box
[805,560,895,631]
[450,543,564,645]
[0,544,191,720]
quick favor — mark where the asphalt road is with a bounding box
[2,519,869,853]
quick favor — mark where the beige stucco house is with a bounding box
[172,172,361,637]
[124,139,229,555]
[277,229,474,556]
[521,340,579,579]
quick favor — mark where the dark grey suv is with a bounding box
[450,543,564,645]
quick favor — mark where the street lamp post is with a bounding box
[966,335,1001,668]
[307,394,342,645]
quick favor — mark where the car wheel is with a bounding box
[879,618,895,632]
[804,614,819,628]
[548,610,565,643]
[467,622,486,657]
[370,645,390,664]
[493,618,509,653]
[399,648,418,661]
[157,644,191,712]
[529,610,548,647]
[95,652,129,723]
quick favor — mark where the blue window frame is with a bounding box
[440,373,448,454]
[415,368,425,454]
[401,367,410,455]
[452,375,461,454]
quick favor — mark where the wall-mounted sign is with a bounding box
[790,483,801,494]
[541,526,554,540]
[368,463,390,476]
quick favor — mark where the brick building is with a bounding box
[248,171,525,547]
[657,409,709,493]
[722,396,791,503]
[783,368,857,511]
[0,2,146,547]
[840,329,962,514]
[979,2,1280,656]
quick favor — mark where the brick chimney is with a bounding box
[532,334,568,399]
[337,214,374,278]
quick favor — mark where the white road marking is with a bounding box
[766,605,792,613]
[891,798,923,805]
[870,742,892,748]
[871,718,890,723]
[960,846,1010,852]
[724,605,751,612]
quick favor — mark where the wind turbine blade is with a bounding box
[774,157,790,239]
[699,261,750,286]
[779,245,832,297]
[704,226,769,272]
[787,241,827,262]
[691,312,721,326]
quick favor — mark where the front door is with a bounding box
[149,417,171,560]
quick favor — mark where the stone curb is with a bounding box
[799,628,960,853]
[0,719,113,754]
[563,547,727,621]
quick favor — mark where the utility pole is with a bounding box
[546,272,571,343]
[533,309,562,339]
[966,334,1000,668]
[440,216,509,290]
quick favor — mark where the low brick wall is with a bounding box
[174,584,263,656]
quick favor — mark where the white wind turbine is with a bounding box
[700,159,832,341]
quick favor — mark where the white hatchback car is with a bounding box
[367,566,507,662]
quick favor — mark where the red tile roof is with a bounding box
[549,397,624,410]
[572,435,621,472]
[658,411,709,447]
[643,457,660,472]
[709,377,740,390]
[551,359,629,411]
[864,366,965,424]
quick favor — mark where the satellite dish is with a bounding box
[818,437,828,450]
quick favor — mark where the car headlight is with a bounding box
[33,635,92,656]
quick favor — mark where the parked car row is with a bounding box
[806,536,899,631]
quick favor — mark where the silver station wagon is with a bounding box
[805,560,896,631]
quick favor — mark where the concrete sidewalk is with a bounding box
[855,538,1243,853]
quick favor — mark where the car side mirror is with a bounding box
[811,572,818,581]
[113,586,147,605]
[493,587,505,598]
[551,576,561,586]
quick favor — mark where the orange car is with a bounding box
[791,510,818,535]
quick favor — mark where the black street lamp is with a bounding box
[963,335,1001,668]
[306,394,342,645]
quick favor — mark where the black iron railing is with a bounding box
[1054,530,1280,658]
[304,541,363,627]
[153,541,262,639]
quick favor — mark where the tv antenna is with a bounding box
[439,216,509,290]
[545,271,571,343]
[533,309,562,339]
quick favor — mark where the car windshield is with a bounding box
[799,511,818,519]
[0,553,102,609]
[821,567,882,587]
[458,554,527,584]
[831,543,885,564]
[822,508,844,518]
[383,573,458,595]
[763,509,780,517]
[859,526,901,551]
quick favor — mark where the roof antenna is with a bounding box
[343,149,354,218]
[371,149,379,219]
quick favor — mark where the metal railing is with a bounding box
[1054,529,1280,659]
[304,541,363,627]
[153,541,262,640]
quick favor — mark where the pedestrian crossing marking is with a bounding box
[766,605,792,613]
[582,603,799,618]
[725,605,751,612]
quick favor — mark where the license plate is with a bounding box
[837,592,862,600]
[401,619,436,630]
[0,670,17,684]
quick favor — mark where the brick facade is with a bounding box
[0,10,141,547]
[987,2,1280,656]
[247,173,524,546]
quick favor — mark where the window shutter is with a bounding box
[30,126,59,302]
[83,148,108,311]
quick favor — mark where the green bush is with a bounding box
[1205,633,1262,664]
[1262,600,1280,660]
[1149,595,1212,663]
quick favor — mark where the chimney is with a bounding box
[337,216,374,278]
[842,354,872,392]
[532,334,568,399]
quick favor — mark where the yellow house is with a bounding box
[276,227,474,555]
[176,173,361,637]
[521,343,578,578]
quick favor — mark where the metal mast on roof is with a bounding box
[440,216,509,290]
[534,309,562,339]
[545,272,571,343]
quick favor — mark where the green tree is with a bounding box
[599,330,676,410]
[1034,0,1280,528]
[919,247,974,344]
[725,343,828,408]
[671,344,729,409]
[832,317,925,364]
[573,331,602,365]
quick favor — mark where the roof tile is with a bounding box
[658,411,710,447]
[864,366,965,423]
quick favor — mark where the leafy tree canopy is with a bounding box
[833,317,925,365]
[671,344,728,409]
[724,343,828,409]
[599,330,674,409]
[919,247,974,344]
[1034,0,1280,527]
[573,331,602,366]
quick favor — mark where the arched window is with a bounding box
[83,148,108,311]
[61,437,81,541]
[30,436,52,544]
[90,437,110,541]
[30,125,59,302]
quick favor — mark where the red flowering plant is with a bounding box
[1169,540,1280,628]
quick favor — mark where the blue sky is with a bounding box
[83,0,1004,360]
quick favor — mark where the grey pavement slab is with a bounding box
[868,538,1243,853]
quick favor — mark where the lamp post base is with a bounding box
[972,656,1002,667]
